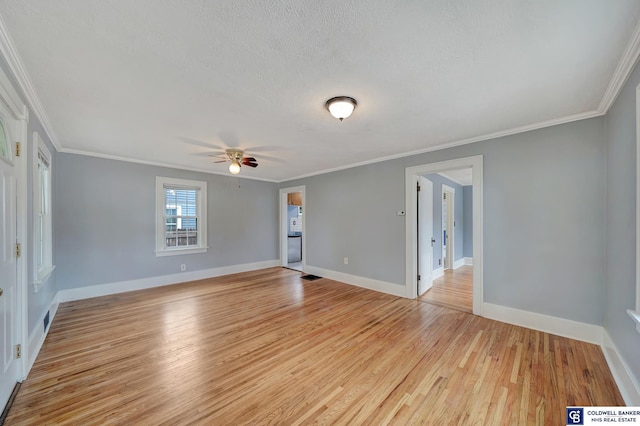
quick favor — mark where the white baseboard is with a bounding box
[57,259,280,303]
[453,258,464,269]
[26,297,59,378]
[482,303,640,405]
[304,266,406,298]
[463,257,473,266]
[432,267,444,280]
[601,330,640,405]
[482,303,603,345]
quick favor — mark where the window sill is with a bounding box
[33,265,56,293]
[155,247,208,257]
[628,309,640,334]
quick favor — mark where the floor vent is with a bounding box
[301,274,322,281]
[43,310,50,332]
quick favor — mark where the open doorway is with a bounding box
[416,170,472,312]
[442,184,455,271]
[279,186,305,272]
[405,156,483,315]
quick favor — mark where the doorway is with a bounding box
[405,156,483,315]
[416,172,471,312]
[417,177,433,296]
[279,186,305,272]
[441,184,455,271]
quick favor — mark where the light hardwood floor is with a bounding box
[6,267,623,425]
[421,265,473,313]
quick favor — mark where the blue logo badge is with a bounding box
[567,408,584,425]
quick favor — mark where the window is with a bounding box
[33,132,54,291]
[0,120,11,163]
[155,177,207,256]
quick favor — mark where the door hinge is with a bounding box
[16,242,21,258]
[417,274,421,281]
[15,141,21,157]
[16,344,21,359]
[417,183,421,192]
[443,193,446,199]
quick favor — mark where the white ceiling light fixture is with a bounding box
[325,96,357,121]
[228,160,241,175]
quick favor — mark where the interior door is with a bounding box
[418,177,433,295]
[0,116,18,411]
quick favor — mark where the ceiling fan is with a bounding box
[213,149,258,175]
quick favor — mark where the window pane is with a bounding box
[37,214,44,268]
[164,187,198,249]
[0,121,10,162]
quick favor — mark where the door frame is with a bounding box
[0,66,29,384]
[279,185,306,271]
[405,155,483,315]
[441,184,455,270]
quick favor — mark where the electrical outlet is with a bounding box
[344,257,349,265]
[180,264,186,272]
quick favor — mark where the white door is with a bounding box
[0,116,18,410]
[418,177,433,295]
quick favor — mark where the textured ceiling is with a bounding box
[1,1,639,181]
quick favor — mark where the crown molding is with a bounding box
[598,17,640,113]
[280,109,602,183]
[0,12,60,150]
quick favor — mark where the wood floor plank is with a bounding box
[421,265,473,312]
[5,267,624,425]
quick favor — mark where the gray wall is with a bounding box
[604,58,640,387]
[422,173,465,269]
[0,55,58,333]
[282,117,606,325]
[54,154,279,290]
[463,186,473,258]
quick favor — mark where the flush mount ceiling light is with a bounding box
[325,96,357,121]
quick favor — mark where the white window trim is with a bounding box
[155,176,208,257]
[32,132,55,292]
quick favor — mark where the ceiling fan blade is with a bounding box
[242,156,256,162]
[242,162,258,168]
[214,159,228,163]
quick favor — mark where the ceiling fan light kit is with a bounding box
[325,96,357,121]
[214,149,258,175]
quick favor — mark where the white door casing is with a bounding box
[418,177,433,295]
[405,156,483,315]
